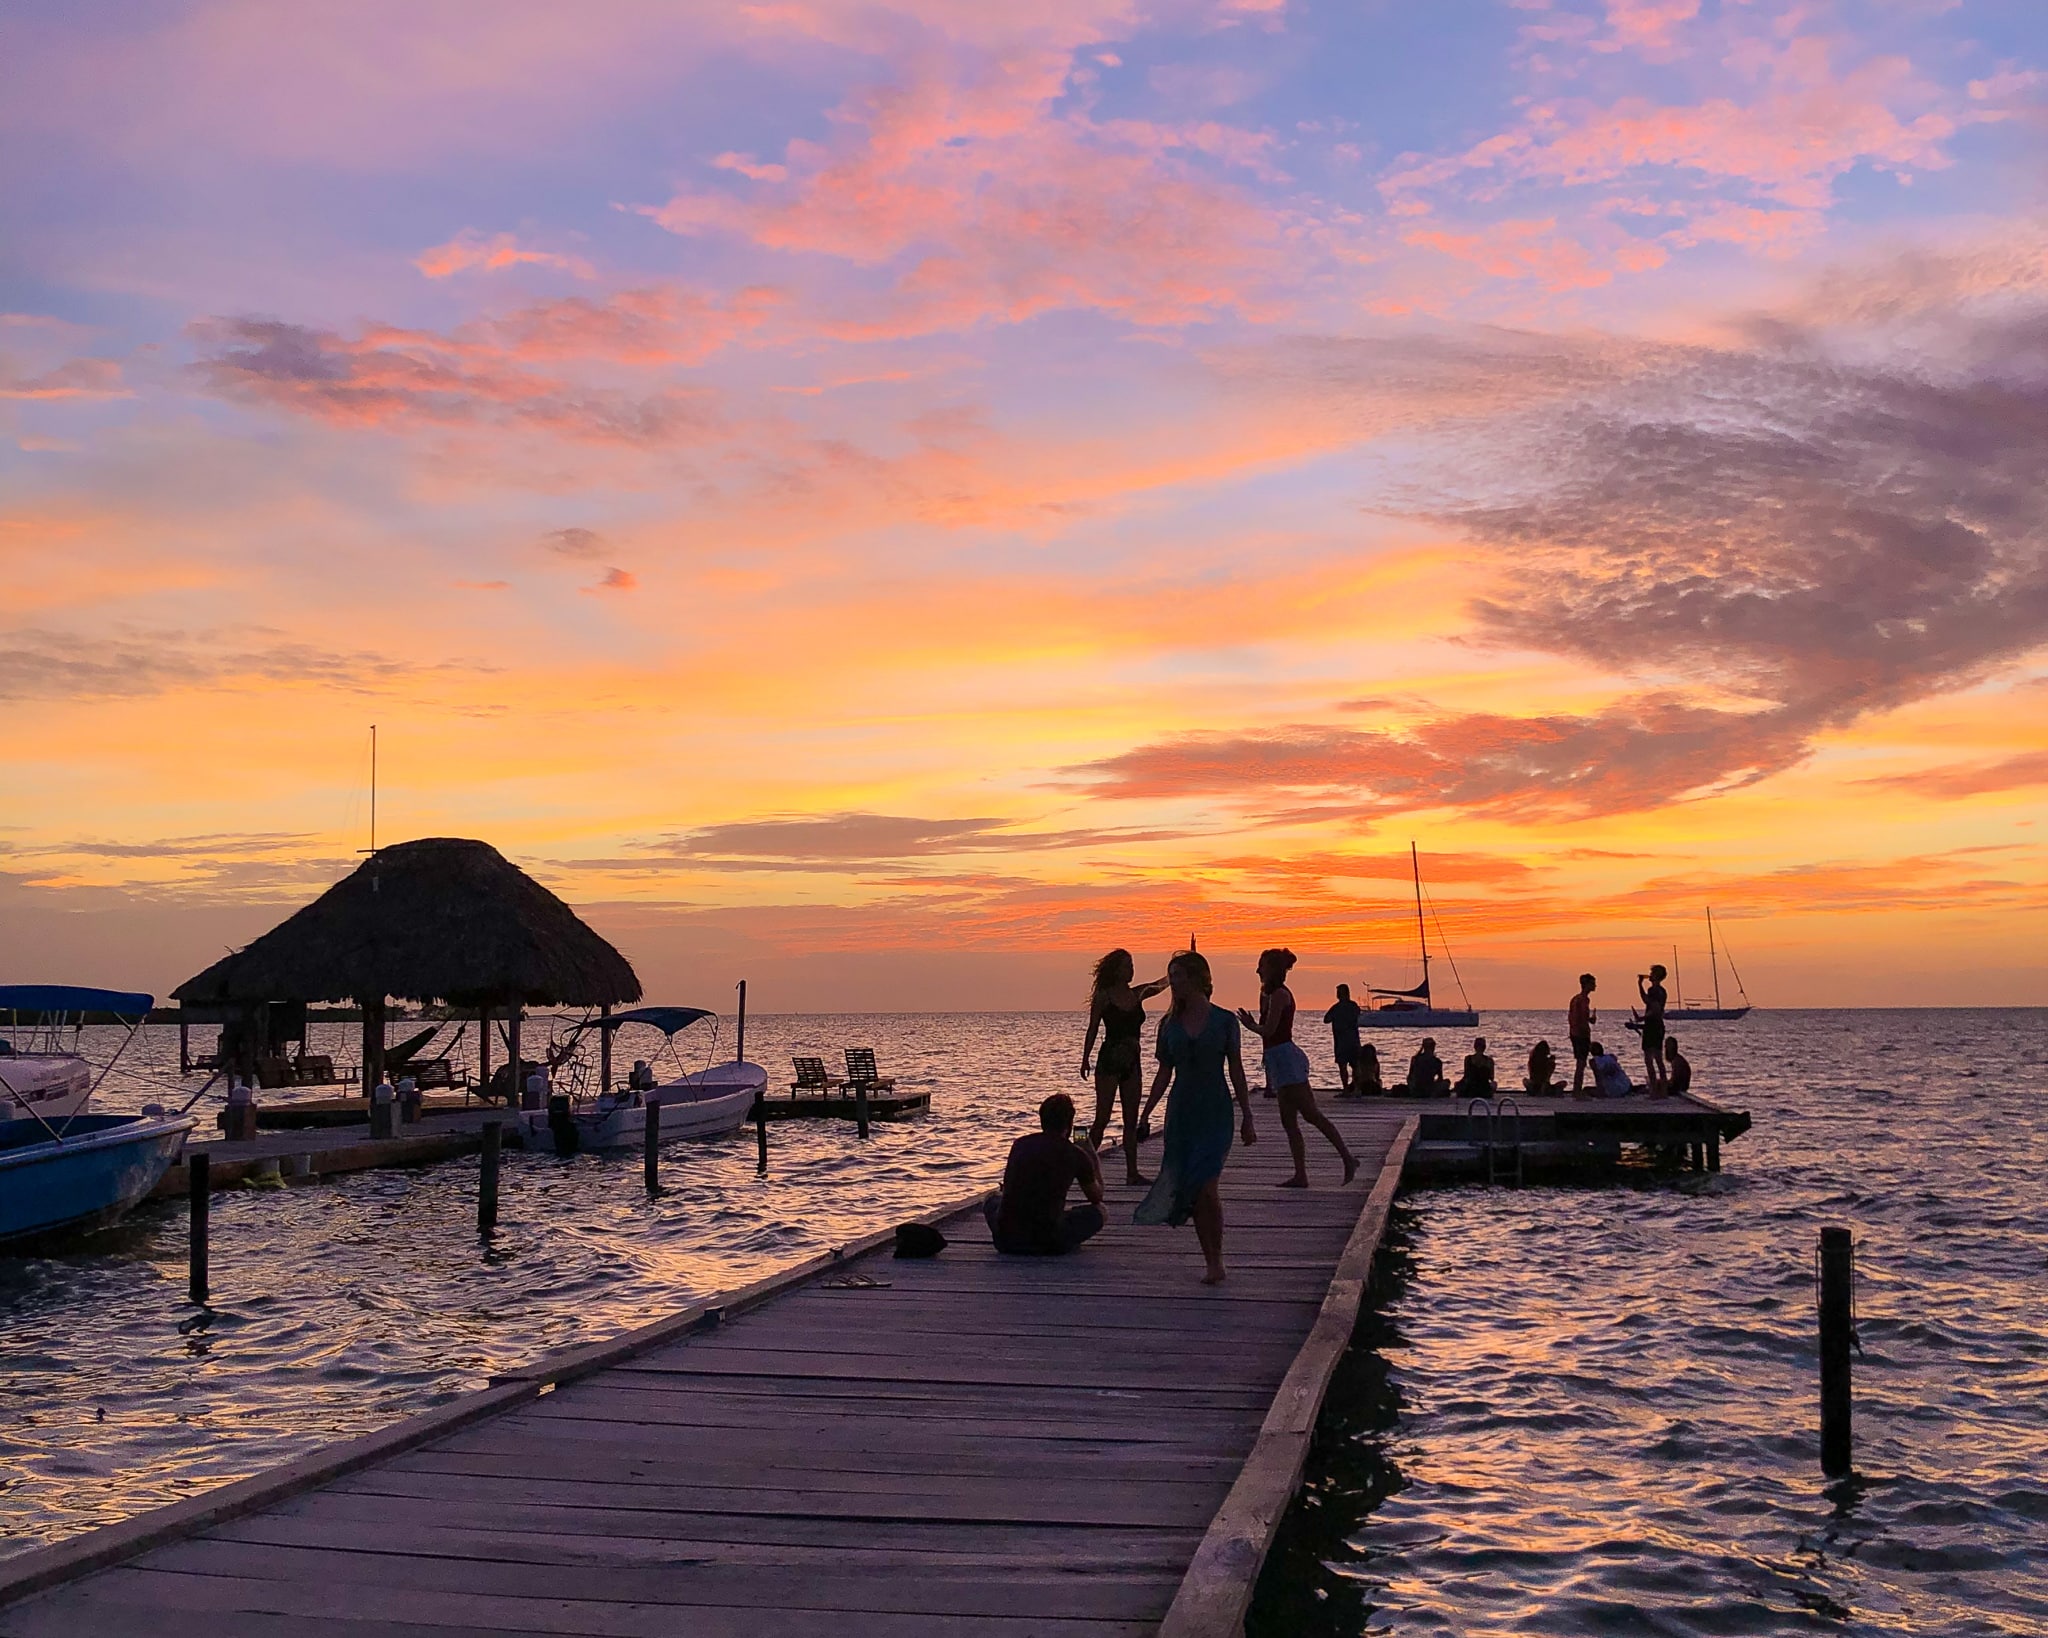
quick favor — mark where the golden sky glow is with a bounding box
[3,0,2045,1009]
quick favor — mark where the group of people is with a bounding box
[982,947,1700,1286]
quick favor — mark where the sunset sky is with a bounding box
[3,0,2044,1011]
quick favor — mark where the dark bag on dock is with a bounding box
[893,1223,946,1259]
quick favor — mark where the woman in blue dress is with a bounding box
[1135,951,1257,1284]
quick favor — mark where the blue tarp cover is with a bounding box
[601,1006,715,1035]
[0,985,155,1016]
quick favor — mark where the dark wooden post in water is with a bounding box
[735,979,747,1065]
[360,996,386,1096]
[644,1099,661,1194]
[855,1082,871,1139]
[1707,1128,1721,1171]
[477,1003,491,1101]
[188,1152,210,1304]
[599,1001,613,1097]
[178,1015,191,1076]
[478,1120,501,1235]
[754,1097,768,1173]
[508,1006,524,1109]
[1820,1226,1855,1476]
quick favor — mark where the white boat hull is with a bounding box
[1363,1008,1479,1029]
[0,1055,93,1123]
[523,1061,766,1153]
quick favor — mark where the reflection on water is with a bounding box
[5,1008,2046,1637]
[1252,1008,2048,1636]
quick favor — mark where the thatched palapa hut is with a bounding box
[175,837,641,1096]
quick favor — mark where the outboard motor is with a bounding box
[547,1092,581,1156]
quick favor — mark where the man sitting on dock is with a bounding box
[984,1093,1107,1256]
[1588,1040,1633,1098]
[1403,1038,1450,1097]
[1663,1036,1692,1097]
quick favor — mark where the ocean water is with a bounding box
[3,1008,2045,1637]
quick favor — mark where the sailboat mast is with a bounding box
[1673,944,1682,1010]
[369,724,377,855]
[1411,842,1429,991]
[1707,906,1721,1011]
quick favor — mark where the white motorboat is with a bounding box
[1,985,152,1125]
[1363,844,1479,1029]
[521,1004,766,1154]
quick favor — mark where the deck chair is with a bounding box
[790,1056,843,1095]
[843,1048,896,1095]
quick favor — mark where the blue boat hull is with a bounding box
[0,1114,195,1248]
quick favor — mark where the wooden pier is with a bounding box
[148,1112,497,1197]
[0,1089,1748,1634]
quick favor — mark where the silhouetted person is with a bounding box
[1589,1039,1632,1098]
[1240,949,1356,1190]
[1405,1037,1449,1097]
[1354,1041,1384,1097]
[1324,984,1363,1094]
[985,1093,1106,1255]
[1453,1036,1496,1097]
[1525,1040,1560,1094]
[1663,1035,1692,1097]
[1637,963,1669,1091]
[1081,948,1169,1185]
[1568,973,1598,1093]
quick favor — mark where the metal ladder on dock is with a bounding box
[1464,1096,1524,1186]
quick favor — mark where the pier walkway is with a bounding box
[0,1104,1418,1637]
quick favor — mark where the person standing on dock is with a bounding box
[1324,984,1363,1094]
[1136,950,1256,1284]
[1568,973,1598,1093]
[985,1093,1107,1255]
[1080,948,1170,1186]
[1637,964,1670,1092]
[1239,949,1357,1190]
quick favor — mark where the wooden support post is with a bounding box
[599,1001,613,1097]
[188,1152,210,1305]
[477,1004,491,1100]
[178,1017,190,1077]
[360,997,386,1096]
[1707,1130,1721,1171]
[1819,1225,1854,1476]
[856,1082,871,1139]
[754,1097,768,1174]
[478,1120,501,1235]
[508,1007,525,1109]
[644,1099,661,1195]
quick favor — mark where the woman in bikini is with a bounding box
[1080,948,1169,1186]
[1237,948,1357,1189]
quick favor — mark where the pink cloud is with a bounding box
[0,356,127,400]
[583,567,637,593]
[415,231,595,280]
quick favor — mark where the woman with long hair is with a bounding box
[1238,948,1357,1189]
[1080,948,1169,1185]
[1135,950,1256,1283]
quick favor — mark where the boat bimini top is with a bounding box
[594,1007,715,1036]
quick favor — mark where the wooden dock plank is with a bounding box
[0,1104,1414,1637]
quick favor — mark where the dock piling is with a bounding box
[187,1152,210,1305]
[754,1097,768,1173]
[478,1120,501,1235]
[1819,1225,1855,1475]
[644,1099,661,1194]
[855,1083,871,1139]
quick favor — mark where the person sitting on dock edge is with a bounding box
[1525,1040,1561,1094]
[1324,984,1363,1094]
[1453,1037,1496,1098]
[1637,964,1670,1092]
[1588,1040,1632,1098]
[984,1093,1106,1256]
[1355,1040,1384,1097]
[1663,1035,1692,1097]
[1568,973,1597,1093]
[1404,1038,1449,1097]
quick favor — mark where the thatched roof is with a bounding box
[174,838,641,1009]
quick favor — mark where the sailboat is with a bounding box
[1363,844,1479,1028]
[1664,906,1752,1022]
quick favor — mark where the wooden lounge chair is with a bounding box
[790,1056,843,1095]
[842,1048,896,1095]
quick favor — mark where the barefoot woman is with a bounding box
[1238,948,1357,1189]
[1135,951,1257,1284]
[1080,948,1169,1186]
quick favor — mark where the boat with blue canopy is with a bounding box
[520,1000,766,1154]
[0,986,196,1248]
